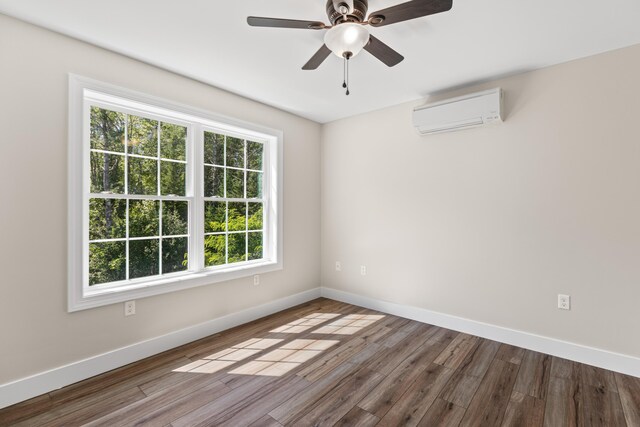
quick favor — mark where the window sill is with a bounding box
[68,260,282,312]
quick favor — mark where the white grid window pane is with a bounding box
[87,107,191,287]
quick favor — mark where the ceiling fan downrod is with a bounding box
[327,0,368,25]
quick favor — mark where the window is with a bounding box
[69,75,283,311]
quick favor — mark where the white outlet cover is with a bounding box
[253,275,260,286]
[124,300,136,316]
[335,262,341,272]
[360,266,367,276]
[557,294,571,310]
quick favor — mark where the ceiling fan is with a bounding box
[248,0,453,94]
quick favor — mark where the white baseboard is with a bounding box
[0,287,321,410]
[321,287,640,378]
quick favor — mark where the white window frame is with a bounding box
[68,75,283,312]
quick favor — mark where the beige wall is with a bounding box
[0,14,321,384]
[321,44,640,358]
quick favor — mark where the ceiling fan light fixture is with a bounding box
[324,23,370,58]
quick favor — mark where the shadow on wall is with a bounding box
[416,66,540,122]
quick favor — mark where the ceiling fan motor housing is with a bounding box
[326,0,368,25]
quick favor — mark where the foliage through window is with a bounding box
[89,108,191,286]
[70,78,281,311]
[203,131,264,267]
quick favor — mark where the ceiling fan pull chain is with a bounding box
[345,55,350,96]
[342,56,347,89]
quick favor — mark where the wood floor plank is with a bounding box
[580,363,627,426]
[459,359,520,427]
[215,376,309,427]
[365,324,445,376]
[138,365,211,396]
[140,381,231,427]
[249,415,283,427]
[10,366,165,427]
[382,314,411,328]
[495,344,526,365]
[439,339,501,408]
[456,338,502,378]
[334,406,380,427]
[170,375,276,427]
[550,357,582,380]
[430,327,460,347]
[582,381,627,427]
[377,363,455,427]
[0,394,52,426]
[358,312,407,333]
[382,320,423,348]
[21,386,146,427]
[434,333,480,370]
[418,398,466,427]
[501,390,545,427]
[173,374,308,427]
[359,323,393,344]
[358,330,456,418]
[615,373,640,426]
[439,372,484,410]
[349,342,384,366]
[513,350,551,400]
[219,370,268,390]
[296,336,367,382]
[582,364,618,393]
[292,367,384,426]
[48,354,190,406]
[84,377,229,426]
[544,376,584,427]
[269,361,357,425]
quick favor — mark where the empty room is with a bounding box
[1,0,640,425]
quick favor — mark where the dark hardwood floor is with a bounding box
[1,298,638,426]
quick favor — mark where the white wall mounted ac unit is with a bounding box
[412,88,503,135]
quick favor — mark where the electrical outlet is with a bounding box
[124,301,136,316]
[360,265,367,276]
[253,275,260,286]
[335,261,342,272]
[558,294,571,310]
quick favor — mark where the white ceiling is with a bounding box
[2,0,640,123]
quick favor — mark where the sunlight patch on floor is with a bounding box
[312,314,385,335]
[172,312,383,376]
[228,339,339,377]
[270,312,341,334]
[173,338,284,374]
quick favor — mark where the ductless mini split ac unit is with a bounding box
[412,88,503,135]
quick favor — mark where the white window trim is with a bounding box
[68,74,283,312]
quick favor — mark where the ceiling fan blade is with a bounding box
[247,16,326,30]
[364,36,404,67]
[302,44,332,70]
[368,0,453,27]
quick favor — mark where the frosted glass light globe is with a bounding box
[324,23,370,58]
